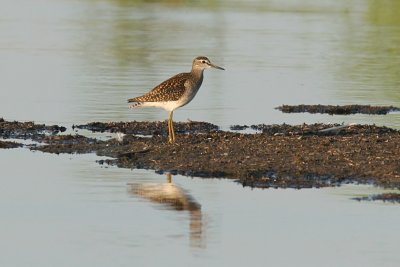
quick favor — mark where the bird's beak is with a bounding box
[209,62,225,70]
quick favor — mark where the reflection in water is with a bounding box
[128,174,204,248]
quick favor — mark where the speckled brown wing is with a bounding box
[128,73,190,103]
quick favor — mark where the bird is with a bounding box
[128,56,224,144]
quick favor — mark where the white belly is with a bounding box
[138,100,183,112]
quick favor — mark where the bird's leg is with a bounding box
[168,112,172,143]
[166,173,172,183]
[168,111,174,144]
[171,111,176,143]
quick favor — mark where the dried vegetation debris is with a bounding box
[73,120,219,135]
[1,118,400,189]
[0,117,66,141]
[276,104,400,115]
[95,127,400,189]
[354,193,400,203]
[231,123,398,136]
[0,140,23,149]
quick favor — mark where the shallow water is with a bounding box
[1,0,400,266]
[0,149,400,266]
[1,0,399,128]
[1,149,399,267]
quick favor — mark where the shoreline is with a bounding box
[1,118,400,190]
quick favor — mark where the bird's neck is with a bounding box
[191,67,204,81]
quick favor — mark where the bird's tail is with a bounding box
[128,100,143,109]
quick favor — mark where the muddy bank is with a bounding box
[276,104,400,115]
[0,140,23,149]
[354,193,400,203]
[2,118,400,189]
[73,120,219,135]
[96,125,400,189]
[0,118,66,141]
[231,122,399,135]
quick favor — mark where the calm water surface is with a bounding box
[1,0,399,127]
[1,149,400,267]
[1,0,400,266]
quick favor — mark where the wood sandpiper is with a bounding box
[128,56,224,144]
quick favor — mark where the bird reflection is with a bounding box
[128,173,204,248]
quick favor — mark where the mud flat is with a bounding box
[0,118,66,141]
[73,120,218,135]
[0,140,22,149]
[2,118,399,190]
[354,193,400,203]
[276,104,400,115]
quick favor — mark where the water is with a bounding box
[1,149,399,267]
[1,0,400,266]
[1,0,399,128]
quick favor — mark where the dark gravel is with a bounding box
[2,118,400,189]
[353,193,400,203]
[73,120,219,135]
[276,104,400,115]
[0,140,23,149]
[0,117,66,141]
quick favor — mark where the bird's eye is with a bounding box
[201,60,206,63]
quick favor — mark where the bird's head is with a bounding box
[193,56,225,71]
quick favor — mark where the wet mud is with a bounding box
[73,120,219,135]
[0,118,66,141]
[354,193,400,203]
[2,118,399,189]
[276,104,400,115]
[0,140,23,149]
[231,122,399,135]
